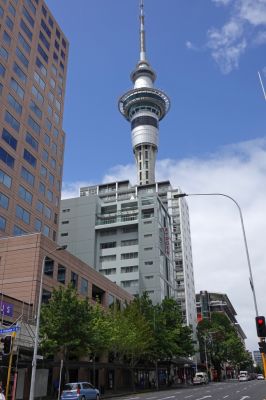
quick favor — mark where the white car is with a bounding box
[238,374,249,382]
[193,372,208,385]
[257,374,264,380]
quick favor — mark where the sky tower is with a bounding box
[119,0,170,185]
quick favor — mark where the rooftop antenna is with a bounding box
[140,0,146,62]
[258,71,266,101]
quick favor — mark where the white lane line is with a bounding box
[195,396,212,400]
[184,396,193,399]
[159,397,175,400]
[174,392,181,395]
[146,397,157,399]
[239,396,250,400]
[223,396,229,399]
[124,398,140,400]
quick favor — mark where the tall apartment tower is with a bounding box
[0,0,68,241]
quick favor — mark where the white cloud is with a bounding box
[212,0,232,5]
[200,0,266,73]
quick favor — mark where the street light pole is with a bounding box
[29,245,66,400]
[177,192,259,317]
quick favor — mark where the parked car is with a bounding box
[193,372,208,385]
[60,382,100,400]
[257,374,265,380]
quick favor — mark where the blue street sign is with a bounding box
[0,326,20,334]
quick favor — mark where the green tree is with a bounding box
[197,312,249,380]
[40,285,94,380]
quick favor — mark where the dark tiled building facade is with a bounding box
[0,0,68,241]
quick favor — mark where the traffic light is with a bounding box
[1,335,12,355]
[259,341,266,353]
[256,316,266,338]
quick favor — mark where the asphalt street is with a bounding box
[111,381,266,400]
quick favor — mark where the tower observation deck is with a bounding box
[119,0,170,186]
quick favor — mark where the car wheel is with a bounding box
[81,397,85,400]
[96,394,100,400]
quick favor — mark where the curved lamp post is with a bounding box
[176,192,259,317]
[29,245,66,400]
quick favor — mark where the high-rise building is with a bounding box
[59,1,197,331]
[0,0,68,241]
[196,291,246,343]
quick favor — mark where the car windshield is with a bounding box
[196,374,203,377]
[64,384,79,390]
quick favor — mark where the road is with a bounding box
[110,381,266,400]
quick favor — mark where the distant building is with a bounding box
[253,350,263,369]
[0,0,68,241]
[196,290,246,343]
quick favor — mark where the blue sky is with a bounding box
[45,0,266,351]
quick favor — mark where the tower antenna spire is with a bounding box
[140,0,146,61]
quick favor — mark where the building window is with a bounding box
[28,115,40,134]
[99,255,116,263]
[22,7,34,28]
[0,63,5,77]
[144,261,153,266]
[20,19,33,41]
[36,199,43,213]
[42,289,51,304]
[18,185,32,204]
[44,257,54,277]
[100,242,116,249]
[39,182,45,196]
[31,85,44,103]
[0,46,8,61]
[60,232,68,237]
[21,166,34,186]
[121,265,138,273]
[57,264,66,284]
[80,278,88,295]
[10,78,25,100]
[2,128,17,150]
[37,44,48,63]
[121,239,138,247]
[121,252,138,260]
[25,0,36,15]
[29,100,42,119]
[16,204,30,224]
[3,31,11,46]
[5,16,14,31]
[144,247,153,251]
[35,57,47,76]
[0,192,9,209]
[0,216,6,232]
[25,132,38,151]
[43,224,50,237]
[8,94,22,115]
[121,280,139,288]
[8,3,16,16]
[44,205,51,219]
[23,149,36,168]
[16,47,29,68]
[0,169,11,188]
[41,19,51,38]
[33,71,45,90]
[13,225,26,236]
[5,111,20,133]
[34,218,42,231]
[0,147,14,169]
[71,271,78,289]
[61,220,69,225]
[13,62,27,83]
[18,33,31,54]
[39,31,50,50]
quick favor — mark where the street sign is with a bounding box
[0,326,20,334]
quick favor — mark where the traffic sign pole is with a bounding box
[6,332,16,399]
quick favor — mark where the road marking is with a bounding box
[174,392,181,395]
[195,396,212,400]
[223,396,229,399]
[124,398,140,400]
[159,397,175,400]
[239,396,250,400]
[184,396,193,399]
[146,397,157,399]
